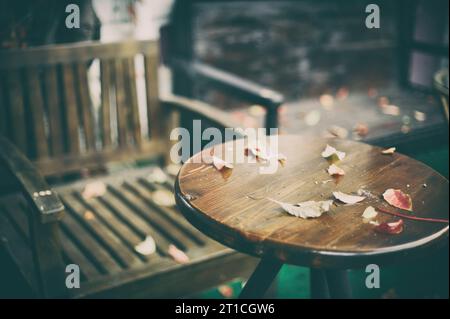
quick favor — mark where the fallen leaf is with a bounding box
[321,144,346,161]
[353,123,369,137]
[328,125,349,139]
[245,147,286,164]
[218,285,234,298]
[269,198,333,219]
[146,167,168,184]
[83,210,96,220]
[135,235,156,256]
[374,219,404,234]
[82,181,106,199]
[333,191,365,204]
[168,244,190,264]
[382,104,400,116]
[414,111,426,122]
[383,188,413,211]
[362,206,378,220]
[212,156,234,171]
[381,147,396,155]
[152,189,176,207]
[327,164,345,176]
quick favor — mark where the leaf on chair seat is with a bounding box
[321,144,346,161]
[383,189,412,211]
[374,219,404,234]
[82,181,106,199]
[333,191,365,204]
[152,189,176,207]
[168,244,190,264]
[134,235,156,256]
[269,198,333,219]
[327,164,345,176]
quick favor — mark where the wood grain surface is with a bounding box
[176,135,449,268]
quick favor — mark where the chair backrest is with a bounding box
[0,41,163,177]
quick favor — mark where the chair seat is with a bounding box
[0,166,257,298]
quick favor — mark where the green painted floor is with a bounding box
[196,146,449,299]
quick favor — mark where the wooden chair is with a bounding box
[0,40,283,298]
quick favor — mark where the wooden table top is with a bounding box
[175,135,449,268]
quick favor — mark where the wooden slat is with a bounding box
[114,59,128,147]
[126,180,206,247]
[100,60,112,148]
[62,194,143,269]
[98,189,171,254]
[59,205,122,274]
[78,195,145,251]
[123,57,141,147]
[0,41,158,69]
[76,62,96,152]
[109,184,189,251]
[144,50,161,139]
[59,230,102,280]
[26,68,49,159]
[6,70,28,154]
[61,64,80,155]
[44,66,64,156]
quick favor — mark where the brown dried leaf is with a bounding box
[327,164,345,176]
[374,219,404,235]
[383,188,413,211]
[212,156,234,171]
[321,144,346,161]
[269,198,333,219]
[333,191,365,204]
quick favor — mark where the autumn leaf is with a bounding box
[333,191,365,204]
[134,235,156,256]
[381,147,396,155]
[374,219,404,234]
[212,156,234,171]
[321,144,346,161]
[269,198,333,219]
[362,206,378,220]
[82,181,106,199]
[328,164,345,176]
[383,188,413,211]
[168,244,190,264]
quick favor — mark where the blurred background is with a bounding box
[0,0,448,298]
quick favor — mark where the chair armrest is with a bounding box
[161,94,246,139]
[0,136,64,223]
[171,59,285,130]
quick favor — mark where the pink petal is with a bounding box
[333,191,365,204]
[383,189,413,211]
[374,219,404,235]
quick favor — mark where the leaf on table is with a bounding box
[245,147,287,164]
[381,147,396,155]
[168,244,190,264]
[152,189,176,207]
[327,164,345,176]
[212,156,234,171]
[269,198,333,219]
[362,206,378,221]
[374,219,404,235]
[134,235,156,256]
[383,188,413,211]
[82,181,106,199]
[321,144,346,161]
[333,191,365,204]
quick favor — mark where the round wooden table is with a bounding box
[175,135,449,298]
